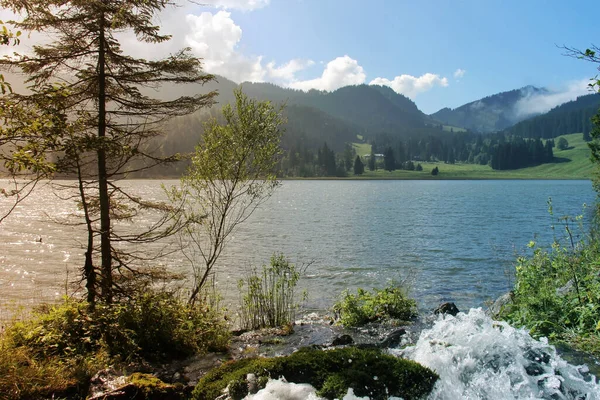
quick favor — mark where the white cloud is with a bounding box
[288,56,366,91]
[454,68,466,79]
[267,59,315,81]
[514,79,592,117]
[369,73,449,99]
[200,0,270,11]
[185,11,313,83]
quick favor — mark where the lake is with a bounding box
[0,179,595,317]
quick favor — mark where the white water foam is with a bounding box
[244,308,600,399]
[245,379,384,400]
[397,308,600,399]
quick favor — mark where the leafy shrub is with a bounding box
[7,290,229,362]
[500,210,600,355]
[0,338,107,399]
[238,254,306,330]
[192,347,438,400]
[333,283,417,327]
[0,289,230,398]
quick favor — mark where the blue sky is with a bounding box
[172,0,598,114]
[4,0,598,114]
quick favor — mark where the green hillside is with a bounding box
[347,133,593,180]
[429,86,548,133]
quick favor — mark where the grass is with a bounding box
[343,133,593,180]
[0,291,230,399]
[352,142,371,157]
[333,283,417,327]
[442,124,467,133]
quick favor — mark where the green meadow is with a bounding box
[348,133,594,180]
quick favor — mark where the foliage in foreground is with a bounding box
[192,347,438,400]
[0,290,229,399]
[500,215,600,355]
[238,254,306,330]
[333,283,417,327]
[173,89,285,306]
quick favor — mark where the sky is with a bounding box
[3,0,600,114]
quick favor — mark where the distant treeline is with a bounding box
[370,132,555,171]
[506,93,600,139]
[278,132,557,177]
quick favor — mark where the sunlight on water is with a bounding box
[0,179,595,318]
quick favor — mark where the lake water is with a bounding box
[0,179,595,317]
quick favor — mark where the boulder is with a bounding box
[434,302,460,316]
[331,334,354,346]
[380,328,407,348]
[487,292,513,317]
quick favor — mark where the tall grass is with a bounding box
[238,254,306,330]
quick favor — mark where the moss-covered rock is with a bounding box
[89,373,186,400]
[192,347,438,400]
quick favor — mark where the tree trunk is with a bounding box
[97,9,112,304]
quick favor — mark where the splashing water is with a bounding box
[397,308,599,400]
[245,380,392,400]
[244,308,599,399]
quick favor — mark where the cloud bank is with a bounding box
[370,73,449,99]
[200,0,270,11]
[288,56,366,91]
[185,10,314,84]
[178,2,448,98]
[514,79,592,118]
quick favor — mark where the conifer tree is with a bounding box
[2,0,216,306]
[353,155,364,175]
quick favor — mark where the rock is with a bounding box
[331,334,354,346]
[524,348,551,364]
[247,373,258,394]
[88,372,184,400]
[380,328,406,348]
[556,279,574,296]
[487,292,513,317]
[434,302,460,316]
[525,363,545,376]
[88,368,127,399]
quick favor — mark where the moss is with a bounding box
[192,347,438,400]
[119,373,186,400]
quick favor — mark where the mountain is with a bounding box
[506,93,600,138]
[240,82,425,134]
[158,78,433,157]
[429,86,549,133]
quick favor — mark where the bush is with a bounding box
[500,212,600,355]
[192,347,438,400]
[7,291,229,362]
[557,137,569,150]
[333,283,417,327]
[0,336,107,399]
[238,254,306,330]
[0,289,230,398]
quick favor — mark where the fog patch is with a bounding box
[514,79,591,119]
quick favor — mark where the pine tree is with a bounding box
[384,146,396,171]
[353,155,364,175]
[368,147,376,171]
[2,0,217,306]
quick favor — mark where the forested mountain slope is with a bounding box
[430,86,548,133]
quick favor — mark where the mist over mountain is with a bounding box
[506,93,600,138]
[429,86,550,133]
